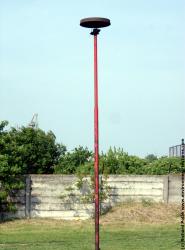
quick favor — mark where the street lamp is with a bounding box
[80,17,111,250]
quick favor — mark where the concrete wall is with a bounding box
[0,175,182,220]
[168,175,182,203]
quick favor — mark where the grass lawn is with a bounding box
[0,220,180,250]
[0,203,181,249]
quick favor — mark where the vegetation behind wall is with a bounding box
[0,120,181,213]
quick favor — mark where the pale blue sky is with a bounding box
[0,0,185,157]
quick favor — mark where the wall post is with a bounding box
[25,175,31,218]
[163,175,169,203]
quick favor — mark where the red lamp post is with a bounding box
[80,17,111,250]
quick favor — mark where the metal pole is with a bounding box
[80,17,110,250]
[181,138,185,249]
[93,29,100,250]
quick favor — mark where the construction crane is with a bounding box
[28,113,38,129]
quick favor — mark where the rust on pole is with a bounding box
[80,17,111,250]
[94,30,100,250]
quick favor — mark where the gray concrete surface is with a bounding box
[1,174,182,220]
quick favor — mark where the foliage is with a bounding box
[0,120,64,213]
[54,146,92,174]
[141,198,153,207]
[145,154,158,162]
[75,174,111,204]
[0,122,64,175]
[0,121,24,213]
[99,147,147,175]
[54,146,181,176]
[143,156,181,175]
[59,173,111,213]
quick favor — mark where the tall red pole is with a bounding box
[94,32,100,250]
[80,18,110,250]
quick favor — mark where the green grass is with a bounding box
[0,220,180,250]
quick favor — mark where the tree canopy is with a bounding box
[0,121,64,174]
[0,121,65,212]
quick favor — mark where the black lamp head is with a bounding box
[80,17,111,29]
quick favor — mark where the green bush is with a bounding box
[55,147,181,176]
[143,156,181,175]
[54,146,92,174]
[0,120,64,213]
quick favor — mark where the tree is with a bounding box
[0,124,65,174]
[0,121,24,213]
[0,121,65,213]
[145,154,158,162]
[54,146,93,174]
[144,156,181,175]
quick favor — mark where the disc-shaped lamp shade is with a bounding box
[80,17,111,28]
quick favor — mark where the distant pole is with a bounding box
[80,17,111,250]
